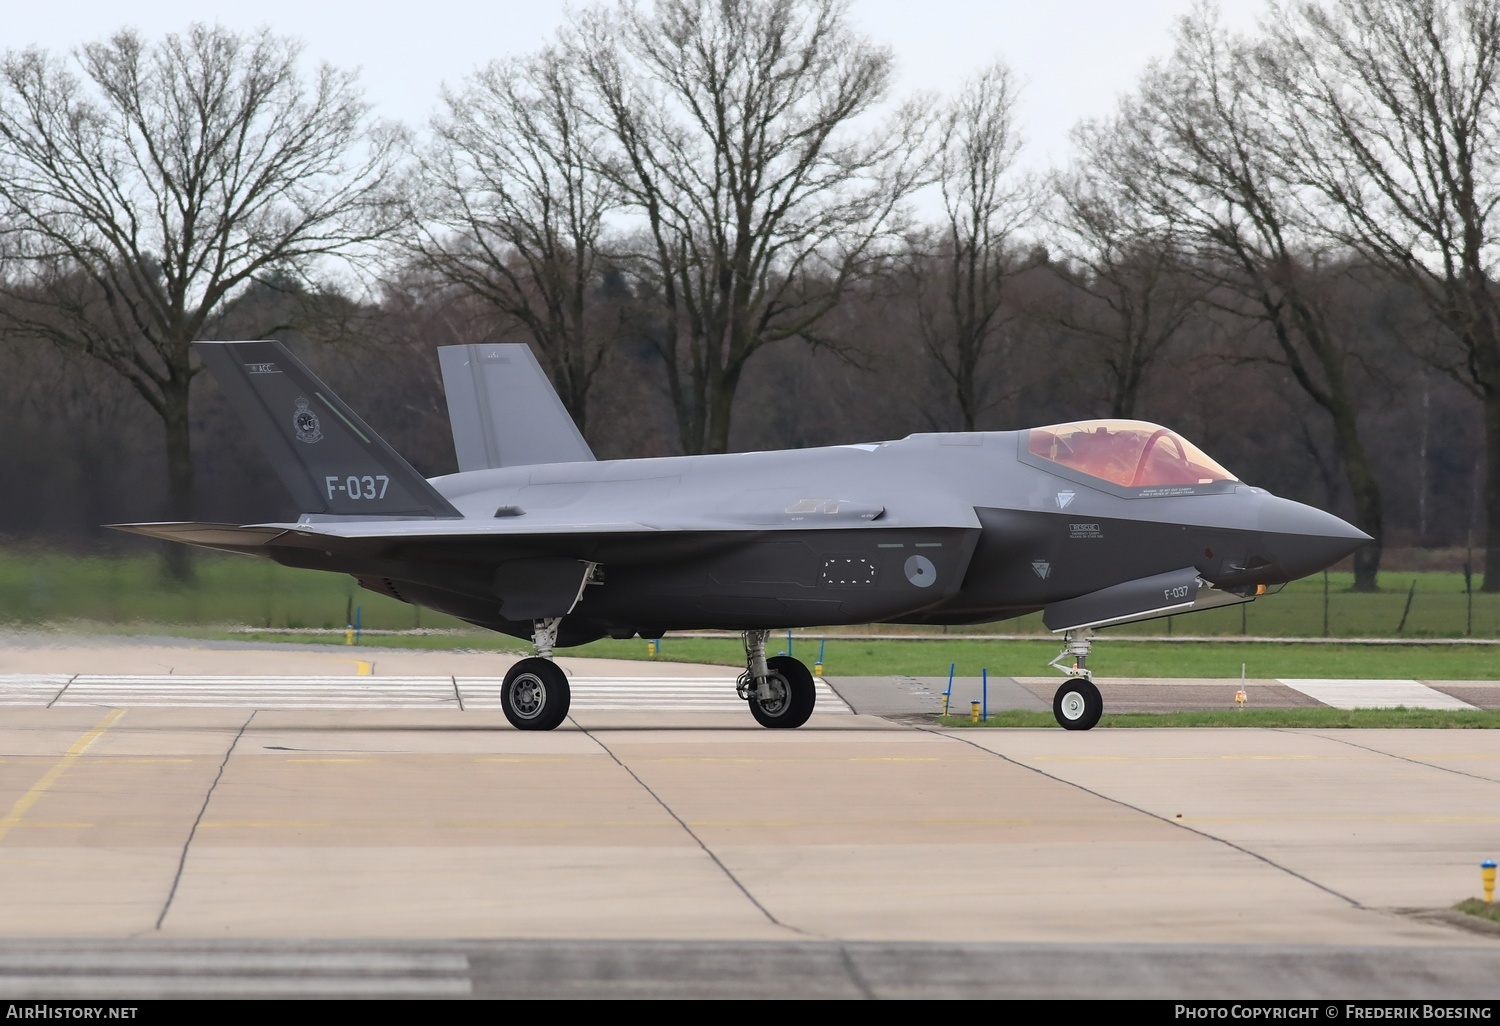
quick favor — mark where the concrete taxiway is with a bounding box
[0,638,1495,998]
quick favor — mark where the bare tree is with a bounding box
[1260,0,1500,590]
[903,62,1035,431]
[570,0,929,454]
[414,48,624,433]
[1053,117,1205,420]
[1089,8,1386,590]
[0,25,405,578]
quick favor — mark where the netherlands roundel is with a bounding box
[292,397,323,444]
[904,554,936,588]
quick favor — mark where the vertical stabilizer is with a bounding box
[196,340,461,518]
[439,344,596,471]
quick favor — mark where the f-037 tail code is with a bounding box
[326,475,390,500]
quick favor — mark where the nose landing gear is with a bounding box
[1047,628,1103,730]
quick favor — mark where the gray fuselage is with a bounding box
[256,429,1365,647]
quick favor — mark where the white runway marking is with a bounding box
[1278,678,1478,710]
[0,673,854,713]
[462,676,851,712]
[0,674,72,705]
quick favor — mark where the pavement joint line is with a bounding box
[44,673,78,709]
[0,708,123,846]
[919,724,1368,911]
[156,711,254,932]
[1289,729,1500,786]
[837,943,877,1000]
[572,716,811,939]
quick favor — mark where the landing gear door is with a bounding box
[1042,567,1205,632]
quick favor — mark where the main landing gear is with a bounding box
[737,630,816,729]
[500,617,571,731]
[1047,628,1103,731]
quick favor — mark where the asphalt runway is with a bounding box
[0,639,1496,999]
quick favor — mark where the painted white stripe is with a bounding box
[0,674,72,704]
[7,672,856,713]
[1278,678,1478,710]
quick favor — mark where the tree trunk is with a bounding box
[160,377,196,584]
[1329,400,1382,593]
[1484,392,1500,592]
[705,364,740,455]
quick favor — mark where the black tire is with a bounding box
[1053,678,1103,731]
[749,655,816,729]
[502,657,571,731]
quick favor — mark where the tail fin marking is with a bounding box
[195,340,461,518]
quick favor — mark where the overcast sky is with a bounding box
[8,1,1264,172]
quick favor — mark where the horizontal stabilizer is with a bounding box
[196,341,461,518]
[110,522,287,554]
[439,343,595,471]
[1043,567,1253,632]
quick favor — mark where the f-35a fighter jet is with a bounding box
[116,341,1369,732]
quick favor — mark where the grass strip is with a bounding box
[936,708,1500,728]
[1452,899,1500,923]
[3,551,1499,638]
[20,628,1500,681]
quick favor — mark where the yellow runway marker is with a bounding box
[653,757,964,764]
[0,709,123,845]
[285,758,375,763]
[107,758,193,764]
[847,757,943,762]
[1031,754,1357,763]
[474,757,574,763]
[656,757,765,763]
[1407,753,1500,760]
[199,818,666,829]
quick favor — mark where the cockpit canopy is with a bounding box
[1027,420,1237,490]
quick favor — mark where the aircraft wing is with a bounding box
[113,496,979,549]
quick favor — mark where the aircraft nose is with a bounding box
[1257,495,1372,580]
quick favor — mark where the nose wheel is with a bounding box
[1048,628,1104,730]
[1053,677,1103,730]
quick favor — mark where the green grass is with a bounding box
[176,631,1500,681]
[568,636,1500,679]
[936,708,1500,728]
[1453,899,1500,923]
[0,548,463,631]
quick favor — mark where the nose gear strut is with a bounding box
[1048,628,1096,680]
